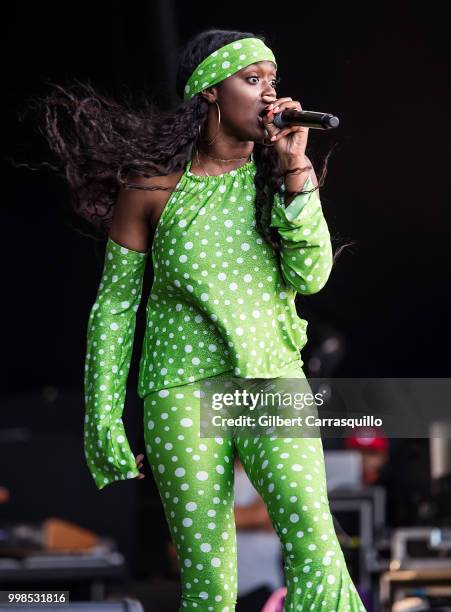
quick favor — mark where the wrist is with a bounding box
[282,161,314,207]
[280,156,308,173]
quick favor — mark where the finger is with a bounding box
[271,101,303,131]
[261,108,280,138]
[270,126,307,142]
[262,102,300,131]
[272,104,303,125]
[264,115,299,140]
[273,106,302,122]
[274,98,301,109]
[270,129,291,142]
[261,106,275,125]
[262,104,301,139]
[135,453,144,464]
[271,97,293,112]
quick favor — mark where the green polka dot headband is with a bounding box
[183,37,277,102]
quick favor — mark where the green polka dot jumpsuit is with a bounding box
[83,157,367,610]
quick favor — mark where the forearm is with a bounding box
[270,169,333,295]
[84,237,148,490]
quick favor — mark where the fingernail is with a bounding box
[270,135,276,141]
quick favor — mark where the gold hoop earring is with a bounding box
[199,100,221,146]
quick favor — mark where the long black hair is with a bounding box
[23,27,347,258]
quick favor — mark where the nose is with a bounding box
[261,80,277,104]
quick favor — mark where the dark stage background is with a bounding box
[1,0,449,594]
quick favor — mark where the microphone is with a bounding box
[273,109,339,130]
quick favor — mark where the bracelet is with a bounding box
[285,190,304,198]
[283,165,313,178]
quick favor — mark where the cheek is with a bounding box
[223,101,257,129]
[220,104,248,128]
[220,87,256,122]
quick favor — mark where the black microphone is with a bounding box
[273,109,339,130]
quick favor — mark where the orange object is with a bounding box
[43,518,100,551]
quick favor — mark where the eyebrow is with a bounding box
[244,64,277,75]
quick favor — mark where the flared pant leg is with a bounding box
[144,380,238,611]
[143,362,367,611]
[233,363,367,611]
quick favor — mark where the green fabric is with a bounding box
[142,362,366,611]
[81,162,367,611]
[83,242,147,488]
[184,37,277,101]
[84,159,333,490]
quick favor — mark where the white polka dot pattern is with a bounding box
[138,160,331,398]
[142,369,367,610]
[271,175,333,295]
[83,239,148,490]
[84,159,333,491]
[183,37,277,101]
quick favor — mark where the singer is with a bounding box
[38,28,365,611]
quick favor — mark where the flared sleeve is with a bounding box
[83,237,148,490]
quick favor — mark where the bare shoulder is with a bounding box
[110,168,184,253]
[126,170,185,236]
[125,170,184,210]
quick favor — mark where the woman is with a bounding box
[39,28,365,612]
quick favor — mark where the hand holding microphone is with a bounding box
[259,99,339,131]
[258,97,339,165]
